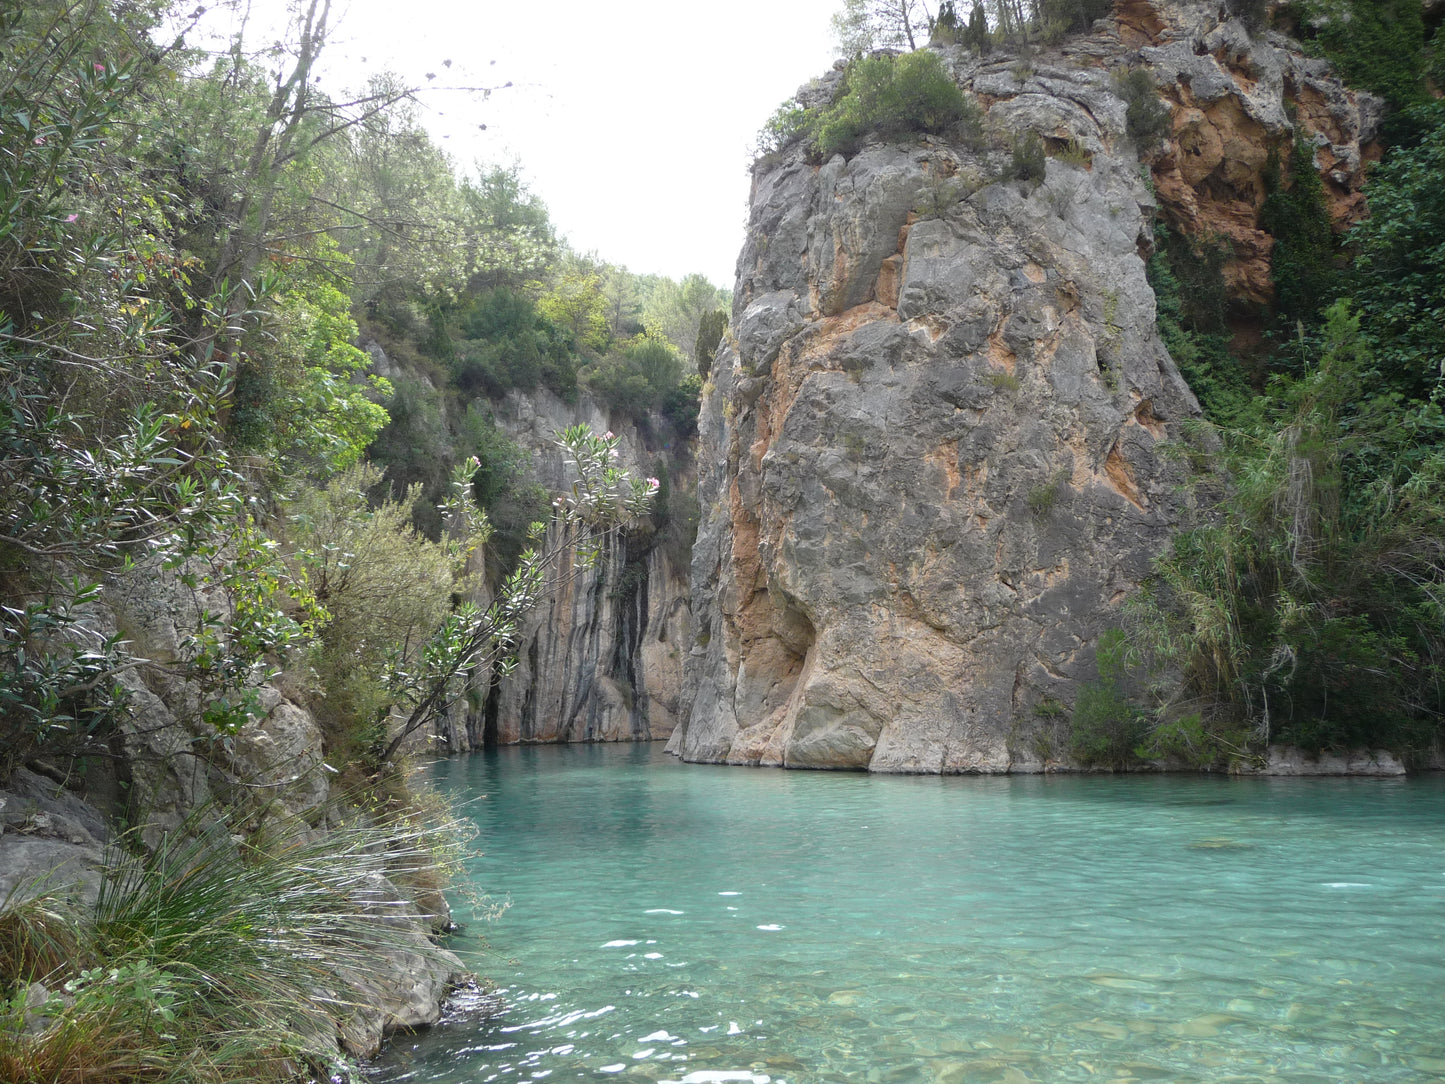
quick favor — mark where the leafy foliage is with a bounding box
[756,98,811,159]
[1069,629,1147,769]
[1114,68,1173,148]
[452,285,577,400]
[285,463,469,756]
[1147,225,1253,425]
[1141,304,1445,756]
[0,0,343,769]
[1260,131,1338,329]
[583,335,687,418]
[813,51,978,159]
[1347,102,1445,404]
[1289,0,1428,114]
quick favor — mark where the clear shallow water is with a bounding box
[373,744,1445,1084]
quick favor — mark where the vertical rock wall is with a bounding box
[669,1,1376,772]
[480,524,691,745]
[435,390,692,749]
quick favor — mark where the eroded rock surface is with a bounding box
[672,1,1365,773]
[431,388,691,749]
[7,562,460,1055]
[1138,4,1381,302]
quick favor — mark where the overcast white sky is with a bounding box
[200,0,842,287]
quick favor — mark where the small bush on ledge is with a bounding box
[812,51,980,159]
[1114,67,1173,149]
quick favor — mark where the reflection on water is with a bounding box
[372,744,1445,1083]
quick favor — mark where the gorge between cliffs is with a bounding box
[4,0,1444,1078]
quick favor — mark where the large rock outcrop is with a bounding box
[669,1,1372,772]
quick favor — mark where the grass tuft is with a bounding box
[0,796,473,1082]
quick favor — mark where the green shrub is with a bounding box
[1136,712,1250,768]
[1260,131,1338,328]
[1348,101,1445,403]
[582,334,687,422]
[756,98,810,159]
[453,286,577,399]
[1069,629,1147,769]
[695,308,728,377]
[1293,0,1427,114]
[814,51,976,159]
[1114,68,1173,148]
[0,804,468,1081]
[285,463,466,755]
[1011,131,1047,182]
[984,368,1021,392]
[663,373,704,437]
[1027,470,1067,516]
[365,376,452,536]
[1147,224,1254,425]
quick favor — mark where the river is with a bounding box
[372,743,1445,1083]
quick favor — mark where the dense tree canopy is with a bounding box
[0,0,707,785]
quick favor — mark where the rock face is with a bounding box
[484,527,691,744]
[671,1,1367,773]
[1136,2,1381,302]
[4,562,464,1056]
[432,388,692,750]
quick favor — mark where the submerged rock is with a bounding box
[1247,747,1407,777]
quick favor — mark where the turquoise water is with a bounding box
[373,744,1445,1084]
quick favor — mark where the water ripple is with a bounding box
[373,747,1445,1084]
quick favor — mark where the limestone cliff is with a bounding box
[669,1,1376,772]
[428,389,692,749]
[1127,1,1380,303]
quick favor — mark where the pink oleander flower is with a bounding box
[646,477,660,490]
[33,136,45,145]
[604,432,615,441]
[94,63,105,72]
[64,214,78,222]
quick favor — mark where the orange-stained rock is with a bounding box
[671,0,1380,774]
[1135,0,1381,303]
